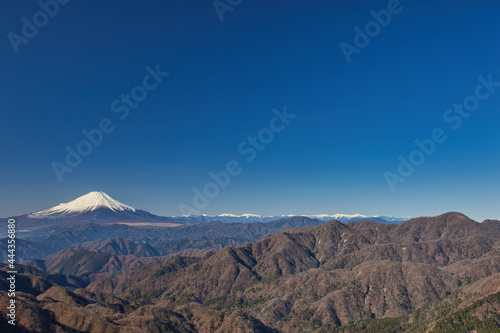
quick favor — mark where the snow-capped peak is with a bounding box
[28,191,135,219]
[175,213,410,224]
[218,213,263,218]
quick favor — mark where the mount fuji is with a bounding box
[12,191,187,225]
[27,191,136,219]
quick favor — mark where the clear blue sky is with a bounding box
[1,0,499,221]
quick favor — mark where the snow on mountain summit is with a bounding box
[177,213,409,224]
[28,191,136,219]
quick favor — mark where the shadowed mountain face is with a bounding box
[24,250,167,288]
[66,237,161,257]
[2,212,500,332]
[6,216,327,261]
[22,237,167,286]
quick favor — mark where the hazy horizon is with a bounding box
[3,189,493,223]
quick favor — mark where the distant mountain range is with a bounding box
[176,213,410,224]
[4,191,410,229]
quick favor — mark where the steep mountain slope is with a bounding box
[0,238,59,262]
[3,212,500,332]
[67,237,160,257]
[3,264,499,332]
[24,248,167,286]
[87,213,500,332]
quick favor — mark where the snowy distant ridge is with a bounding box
[213,213,262,218]
[303,214,409,223]
[177,213,410,224]
[28,191,135,219]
